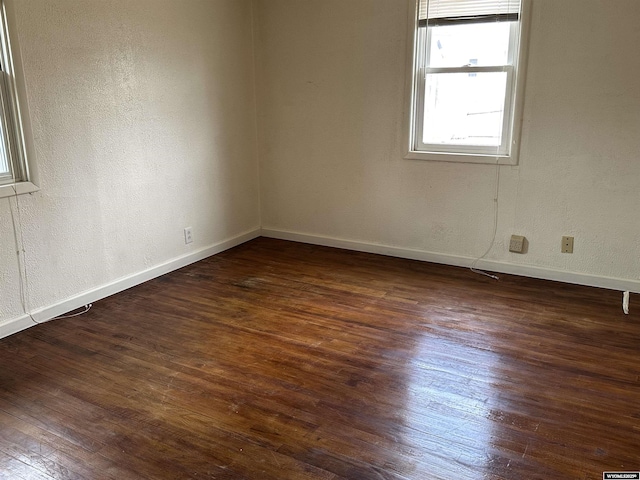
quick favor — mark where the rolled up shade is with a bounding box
[418,0,521,26]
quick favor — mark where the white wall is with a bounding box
[255,0,640,290]
[0,0,260,331]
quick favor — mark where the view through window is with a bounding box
[409,0,525,163]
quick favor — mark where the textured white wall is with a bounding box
[255,0,640,284]
[0,0,260,321]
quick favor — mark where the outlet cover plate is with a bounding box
[184,227,193,244]
[509,235,526,253]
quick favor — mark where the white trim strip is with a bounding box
[3,226,634,340]
[0,228,261,339]
[0,314,33,339]
[261,229,640,294]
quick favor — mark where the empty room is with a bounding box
[0,0,638,479]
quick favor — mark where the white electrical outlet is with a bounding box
[184,227,193,244]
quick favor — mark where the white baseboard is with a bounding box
[0,228,261,340]
[261,228,640,295]
[2,226,634,340]
[0,314,37,339]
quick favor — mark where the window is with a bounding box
[406,0,527,164]
[0,0,37,197]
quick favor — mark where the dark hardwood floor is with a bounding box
[0,237,638,479]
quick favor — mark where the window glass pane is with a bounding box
[428,22,511,68]
[423,71,507,147]
[0,123,9,177]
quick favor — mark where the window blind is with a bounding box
[418,0,520,26]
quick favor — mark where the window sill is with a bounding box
[0,181,39,198]
[404,150,517,165]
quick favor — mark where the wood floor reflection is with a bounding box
[1,237,638,479]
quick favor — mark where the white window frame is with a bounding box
[0,0,38,198]
[404,0,530,165]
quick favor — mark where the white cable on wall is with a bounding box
[8,185,93,325]
[7,184,38,324]
[470,159,501,281]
